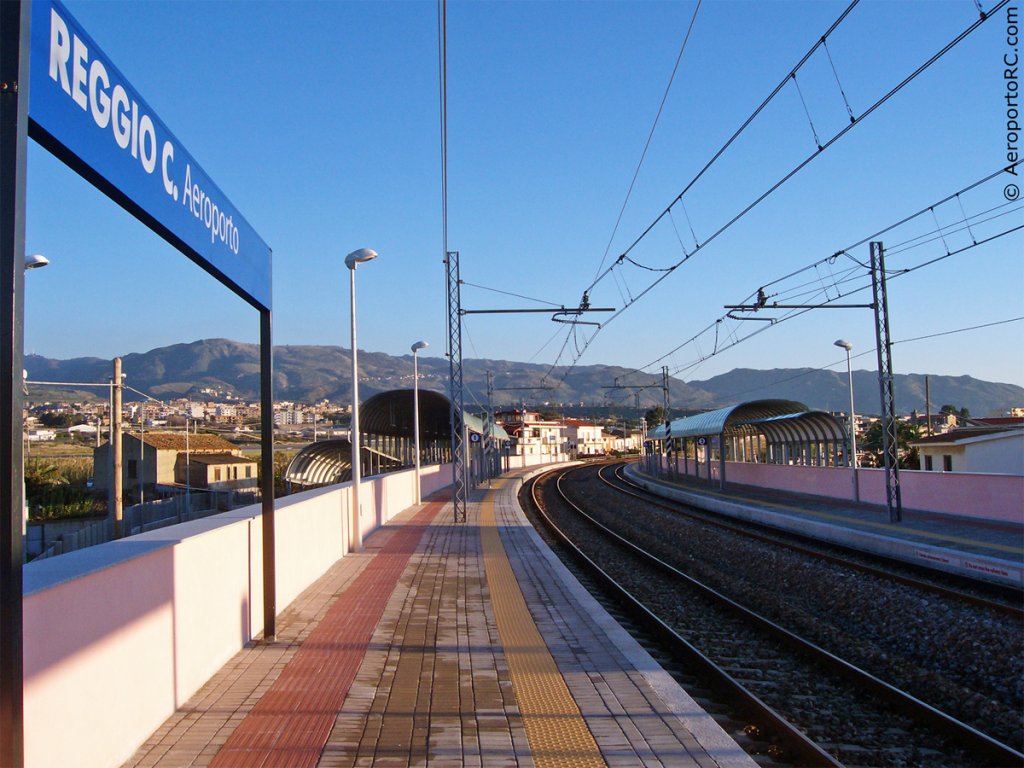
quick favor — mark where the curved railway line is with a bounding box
[607,463,1024,620]
[521,461,1024,768]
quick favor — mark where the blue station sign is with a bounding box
[28,0,271,311]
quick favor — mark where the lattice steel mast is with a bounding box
[445,251,467,523]
[870,242,902,523]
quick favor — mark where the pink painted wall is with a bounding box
[23,462,450,768]
[653,456,1023,523]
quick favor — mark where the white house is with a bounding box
[495,409,566,459]
[562,419,605,456]
[911,427,1024,475]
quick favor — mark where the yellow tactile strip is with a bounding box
[480,480,607,768]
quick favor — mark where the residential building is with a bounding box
[495,409,566,459]
[910,427,1024,475]
[94,432,257,502]
[562,419,605,456]
[987,407,1024,418]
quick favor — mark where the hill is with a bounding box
[24,339,1022,417]
[685,368,1023,416]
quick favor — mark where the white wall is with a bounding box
[22,463,451,768]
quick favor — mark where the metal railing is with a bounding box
[33,489,260,561]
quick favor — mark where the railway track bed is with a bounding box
[521,462,1023,768]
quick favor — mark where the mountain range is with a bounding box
[24,338,1023,417]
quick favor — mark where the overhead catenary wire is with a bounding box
[656,224,1022,382]
[711,316,1023,403]
[583,0,863,297]
[547,3,1007,389]
[592,0,703,282]
[437,0,449,356]
[609,166,1021,384]
[460,281,562,308]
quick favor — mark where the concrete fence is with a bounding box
[655,456,1024,523]
[22,463,451,768]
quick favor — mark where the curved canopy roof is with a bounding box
[647,400,810,440]
[284,390,508,487]
[737,411,848,444]
[360,389,508,441]
[284,439,354,486]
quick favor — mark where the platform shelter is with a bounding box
[645,399,849,488]
[284,389,508,489]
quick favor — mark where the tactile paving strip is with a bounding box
[480,480,607,768]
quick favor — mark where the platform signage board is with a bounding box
[27,0,271,311]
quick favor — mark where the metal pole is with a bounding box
[0,2,29,762]
[139,404,145,506]
[445,251,466,523]
[260,308,276,642]
[108,379,114,520]
[413,348,422,505]
[184,418,190,521]
[845,347,859,502]
[870,242,902,522]
[349,266,363,552]
[111,359,123,537]
[925,375,932,437]
[662,365,670,421]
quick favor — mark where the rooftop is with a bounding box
[133,432,239,452]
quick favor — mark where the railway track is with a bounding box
[522,462,1024,768]
[605,462,1023,619]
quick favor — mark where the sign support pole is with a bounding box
[0,2,30,764]
[260,308,276,641]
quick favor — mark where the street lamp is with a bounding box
[411,340,428,505]
[23,256,49,557]
[345,248,378,553]
[835,339,859,502]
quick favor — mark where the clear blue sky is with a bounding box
[24,1,1024,395]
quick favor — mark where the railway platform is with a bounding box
[624,462,1024,588]
[121,467,755,768]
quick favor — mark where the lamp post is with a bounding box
[411,341,428,505]
[835,339,859,502]
[23,256,48,558]
[345,248,378,553]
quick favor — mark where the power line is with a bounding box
[711,315,1023,403]
[460,281,562,308]
[594,165,1022,385]
[592,0,703,282]
[547,3,1007,385]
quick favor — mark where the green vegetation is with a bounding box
[25,457,104,520]
[251,449,299,498]
[644,406,666,428]
[860,421,921,470]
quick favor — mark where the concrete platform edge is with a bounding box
[507,465,760,768]
[624,463,1023,587]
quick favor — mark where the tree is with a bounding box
[860,420,920,469]
[536,407,560,421]
[38,412,82,428]
[644,406,666,428]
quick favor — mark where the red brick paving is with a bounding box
[209,497,447,768]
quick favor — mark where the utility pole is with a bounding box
[110,358,123,538]
[486,371,494,482]
[925,376,932,437]
[661,366,671,422]
[870,242,902,523]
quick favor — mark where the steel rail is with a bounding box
[550,463,1024,768]
[606,462,1023,620]
[527,466,843,768]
